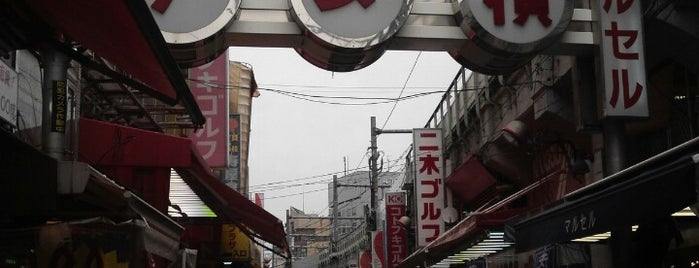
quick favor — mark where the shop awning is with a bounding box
[80,170,186,262]
[507,137,699,252]
[445,155,497,205]
[176,146,290,257]
[77,119,290,256]
[397,176,552,268]
[0,126,185,261]
[397,211,517,268]
[23,0,204,125]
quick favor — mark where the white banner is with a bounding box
[412,129,445,247]
[0,61,18,126]
[599,0,648,117]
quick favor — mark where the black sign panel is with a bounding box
[510,156,697,252]
[51,80,67,133]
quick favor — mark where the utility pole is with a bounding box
[368,116,412,229]
[369,116,378,231]
[367,116,412,268]
[332,175,338,257]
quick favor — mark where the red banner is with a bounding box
[385,192,407,267]
[189,51,229,167]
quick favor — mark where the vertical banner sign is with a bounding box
[0,61,17,126]
[227,114,241,190]
[412,129,445,247]
[599,0,648,117]
[371,230,385,268]
[254,193,264,208]
[385,192,407,268]
[51,80,67,133]
[359,250,371,268]
[189,50,229,167]
[221,224,251,261]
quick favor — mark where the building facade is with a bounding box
[317,171,404,267]
[397,1,699,267]
[0,1,289,267]
[287,207,333,261]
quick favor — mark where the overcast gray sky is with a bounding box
[228,47,462,221]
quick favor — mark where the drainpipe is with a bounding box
[41,47,69,160]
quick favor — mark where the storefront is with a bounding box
[1,1,289,267]
[0,127,186,267]
[507,137,699,267]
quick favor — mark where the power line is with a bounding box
[249,165,368,189]
[264,187,328,200]
[249,157,408,191]
[186,78,447,105]
[382,51,422,129]
[262,83,447,91]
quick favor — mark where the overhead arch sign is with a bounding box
[145,0,583,74]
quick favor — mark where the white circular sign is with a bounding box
[467,0,568,44]
[451,0,573,74]
[291,0,412,48]
[146,0,239,44]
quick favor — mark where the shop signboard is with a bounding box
[189,50,229,168]
[221,224,252,261]
[535,244,557,268]
[385,192,407,267]
[0,60,17,127]
[599,0,648,117]
[226,114,241,190]
[359,250,371,268]
[372,230,385,268]
[254,192,264,208]
[146,0,239,67]
[412,129,445,247]
[289,0,412,71]
[463,0,572,45]
[50,80,67,133]
[451,0,574,73]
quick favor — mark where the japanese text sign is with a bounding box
[189,51,229,167]
[220,224,251,261]
[385,192,407,267]
[51,80,67,133]
[226,114,241,190]
[0,61,17,126]
[599,0,648,117]
[412,129,445,247]
[468,0,570,44]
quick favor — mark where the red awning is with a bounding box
[397,176,554,268]
[78,119,289,256]
[23,0,203,125]
[176,146,290,257]
[79,118,192,168]
[397,210,519,268]
[445,155,497,205]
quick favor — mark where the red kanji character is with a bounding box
[419,154,440,174]
[314,0,374,11]
[513,0,552,26]
[484,0,506,25]
[422,224,441,242]
[608,69,643,109]
[604,22,639,60]
[421,202,442,220]
[484,0,551,26]
[420,178,442,198]
[602,0,634,14]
